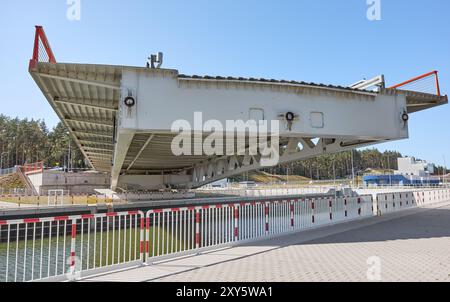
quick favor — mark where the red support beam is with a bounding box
[388,70,441,96]
[29,25,56,70]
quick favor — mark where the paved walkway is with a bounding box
[82,202,450,282]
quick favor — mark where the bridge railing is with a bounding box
[0,210,145,282]
[1,188,449,282]
[375,189,450,215]
[144,195,374,264]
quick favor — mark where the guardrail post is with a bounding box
[290,200,294,229]
[69,219,77,279]
[265,203,269,235]
[234,206,239,241]
[145,213,150,264]
[311,199,315,224]
[195,209,200,249]
[140,216,145,262]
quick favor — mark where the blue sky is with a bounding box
[0,0,449,166]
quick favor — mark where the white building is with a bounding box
[202,178,229,189]
[397,157,435,177]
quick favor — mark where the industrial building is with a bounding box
[363,157,440,186]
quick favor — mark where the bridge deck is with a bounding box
[81,201,450,282]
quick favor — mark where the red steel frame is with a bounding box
[29,25,56,70]
[20,161,44,174]
[388,70,441,96]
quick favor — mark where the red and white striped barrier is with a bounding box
[0,210,144,282]
[143,196,373,263]
[1,189,448,282]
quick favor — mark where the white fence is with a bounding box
[0,188,449,282]
[0,211,145,282]
[144,196,373,263]
[0,167,17,176]
[375,189,450,215]
[197,186,334,198]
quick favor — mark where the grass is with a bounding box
[0,174,26,190]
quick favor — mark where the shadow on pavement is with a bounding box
[240,206,450,248]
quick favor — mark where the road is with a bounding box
[82,202,450,282]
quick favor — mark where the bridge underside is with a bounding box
[30,62,448,191]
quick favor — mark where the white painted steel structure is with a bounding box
[28,27,448,191]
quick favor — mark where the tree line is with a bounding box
[0,115,86,170]
[262,149,448,180]
[0,114,447,178]
[261,149,402,181]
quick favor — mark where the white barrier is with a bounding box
[196,187,332,198]
[1,188,449,282]
[144,196,372,263]
[0,211,145,282]
[376,189,450,215]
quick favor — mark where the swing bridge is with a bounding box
[28,26,447,193]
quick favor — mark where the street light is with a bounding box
[443,155,447,186]
[387,154,392,187]
[350,149,355,187]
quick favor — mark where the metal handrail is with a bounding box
[388,70,441,96]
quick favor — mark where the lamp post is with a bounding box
[333,158,336,186]
[350,149,355,188]
[443,155,447,186]
[68,138,72,172]
[386,154,392,187]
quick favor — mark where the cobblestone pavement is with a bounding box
[84,202,450,282]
